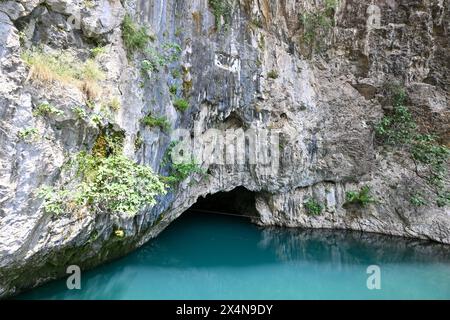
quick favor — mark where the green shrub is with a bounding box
[437,191,450,207]
[300,0,337,55]
[375,95,416,146]
[169,84,178,95]
[39,154,166,216]
[345,186,376,207]
[33,103,64,117]
[411,134,449,187]
[77,153,166,215]
[141,59,157,75]
[141,42,182,75]
[72,106,88,120]
[162,141,204,184]
[17,127,39,142]
[267,70,279,79]
[375,84,449,205]
[169,161,204,182]
[304,198,323,216]
[37,186,69,216]
[142,114,171,132]
[38,132,166,216]
[90,46,106,58]
[173,98,189,111]
[122,14,150,56]
[410,193,427,207]
[208,0,233,30]
[90,114,103,127]
[161,42,182,61]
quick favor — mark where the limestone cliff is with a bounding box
[0,0,449,298]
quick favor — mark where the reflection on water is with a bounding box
[19,212,450,300]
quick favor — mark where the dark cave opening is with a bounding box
[188,187,258,218]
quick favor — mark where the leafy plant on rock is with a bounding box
[345,186,376,207]
[37,128,166,217]
[162,141,204,184]
[173,98,189,112]
[17,127,39,143]
[141,114,171,132]
[141,42,182,76]
[304,198,324,216]
[121,14,151,56]
[299,0,338,56]
[208,0,233,30]
[33,103,65,117]
[375,84,450,207]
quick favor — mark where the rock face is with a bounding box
[0,0,449,298]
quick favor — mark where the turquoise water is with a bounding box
[19,212,450,300]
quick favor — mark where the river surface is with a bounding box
[19,212,450,299]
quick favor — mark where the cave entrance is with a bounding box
[188,187,258,219]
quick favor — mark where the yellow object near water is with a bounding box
[115,230,125,238]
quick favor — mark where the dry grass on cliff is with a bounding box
[22,49,104,99]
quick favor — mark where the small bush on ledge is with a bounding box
[208,0,233,30]
[304,198,323,216]
[173,98,189,112]
[121,14,151,56]
[267,70,279,79]
[17,127,39,143]
[33,103,64,118]
[410,193,427,207]
[142,114,171,132]
[345,186,376,207]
